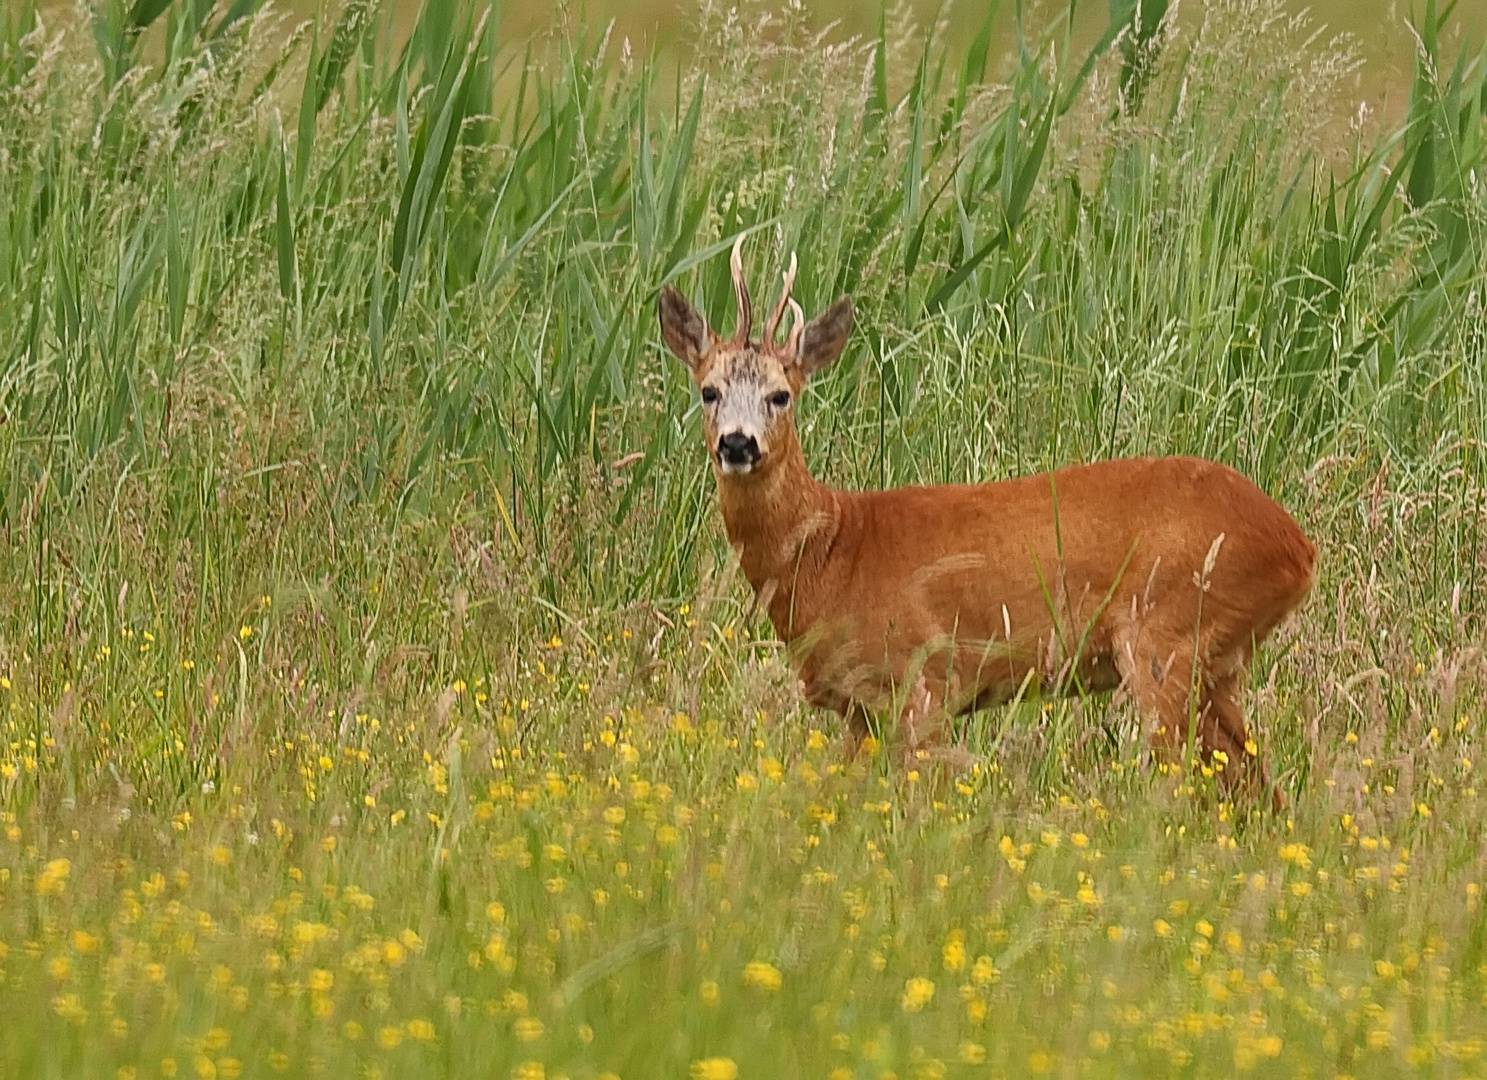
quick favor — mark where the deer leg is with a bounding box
[842,702,873,757]
[892,672,982,772]
[1113,626,1200,773]
[898,672,944,756]
[1201,676,1285,812]
[1196,675,1247,764]
[1117,621,1283,811]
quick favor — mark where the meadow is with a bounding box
[2,0,1487,1076]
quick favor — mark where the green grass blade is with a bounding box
[275,128,297,303]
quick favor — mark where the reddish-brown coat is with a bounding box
[660,254,1315,807]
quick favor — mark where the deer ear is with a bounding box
[795,297,853,378]
[658,286,713,372]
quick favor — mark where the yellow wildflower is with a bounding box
[943,935,966,973]
[36,858,70,896]
[71,930,100,954]
[514,1017,544,1041]
[690,1060,737,1080]
[901,977,936,1012]
[742,961,782,992]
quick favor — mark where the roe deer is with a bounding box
[658,240,1316,808]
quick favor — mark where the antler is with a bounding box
[785,297,805,357]
[729,234,752,346]
[762,251,798,347]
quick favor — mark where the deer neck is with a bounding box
[715,431,838,638]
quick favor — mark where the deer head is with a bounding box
[658,238,853,477]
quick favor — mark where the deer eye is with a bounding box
[700,386,719,405]
[768,390,791,409]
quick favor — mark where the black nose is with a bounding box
[717,432,760,466]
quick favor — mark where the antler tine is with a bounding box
[762,251,798,346]
[729,233,752,345]
[785,296,805,357]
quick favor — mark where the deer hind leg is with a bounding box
[891,669,980,771]
[1112,625,1197,771]
[898,671,944,756]
[842,702,873,758]
[1201,675,1285,813]
[1116,624,1281,811]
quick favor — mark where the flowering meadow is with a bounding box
[5,635,1487,1080]
[3,0,1487,1076]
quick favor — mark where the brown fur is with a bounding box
[658,259,1315,809]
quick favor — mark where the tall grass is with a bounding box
[1,0,1486,1076]
[4,0,1484,606]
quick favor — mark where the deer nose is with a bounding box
[717,432,760,467]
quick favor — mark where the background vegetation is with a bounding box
[1,0,1486,1076]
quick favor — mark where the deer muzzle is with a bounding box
[716,432,761,472]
